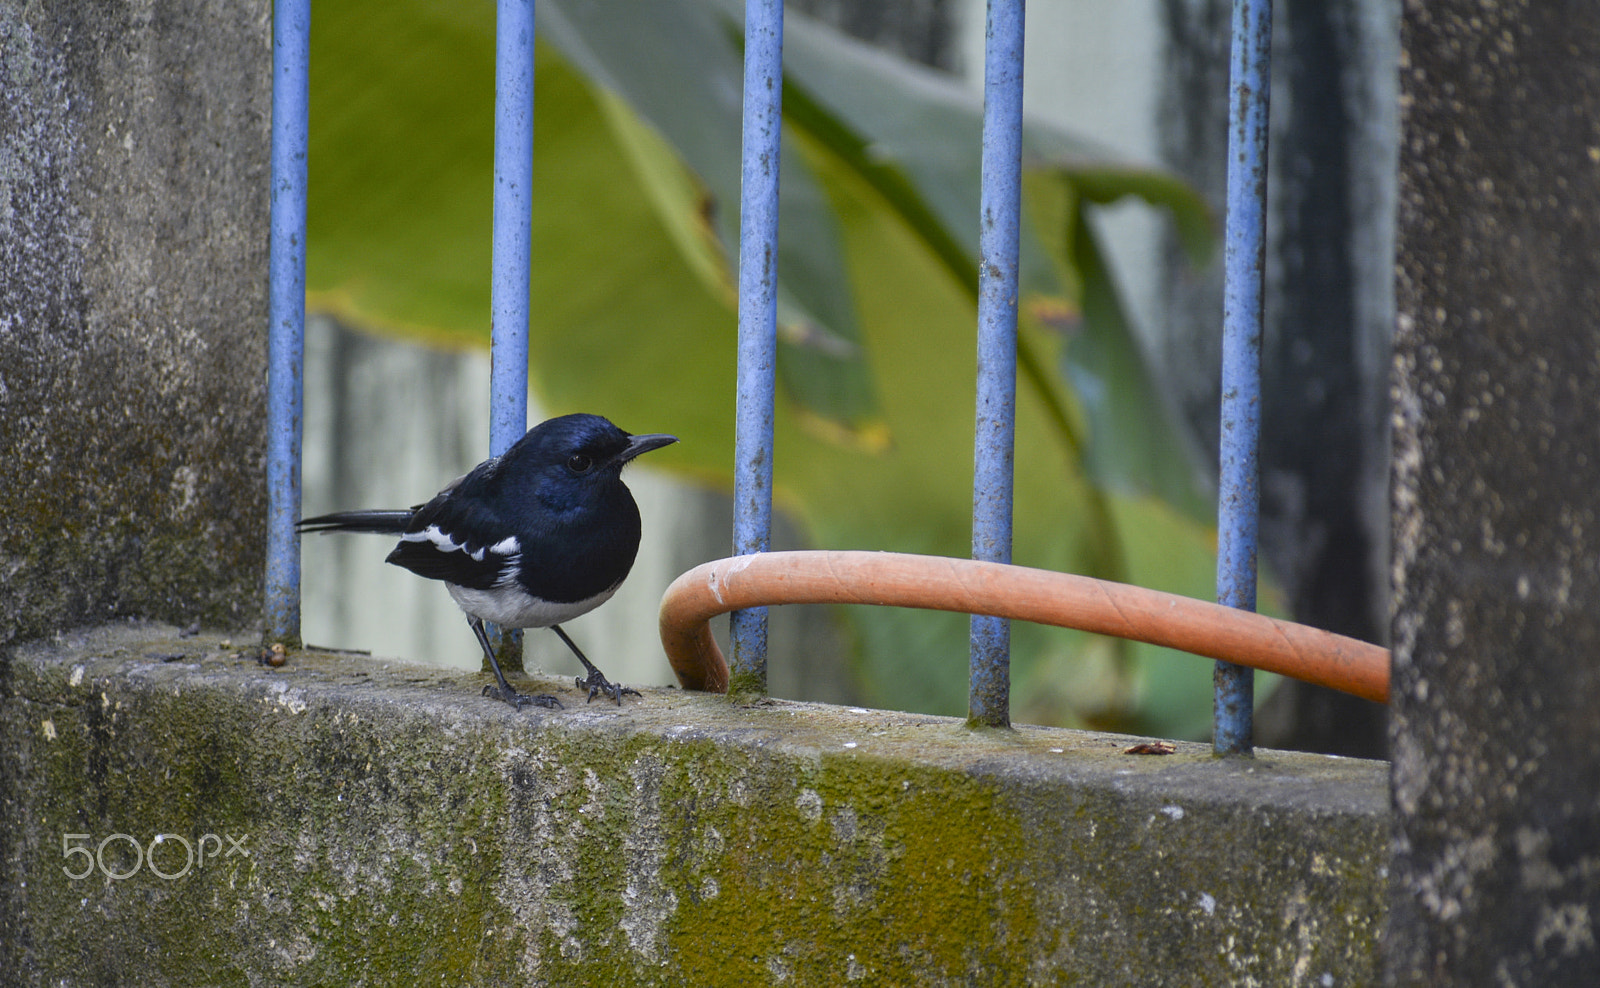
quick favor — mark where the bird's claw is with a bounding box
[482,683,563,711]
[576,673,642,706]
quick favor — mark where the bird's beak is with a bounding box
[619,433,679,464]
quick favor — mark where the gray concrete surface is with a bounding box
[2,622,1387,986]
[0,0,271,647]
[1388,1,1600,983]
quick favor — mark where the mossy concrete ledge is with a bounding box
[1,624,1387,986]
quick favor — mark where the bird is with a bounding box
[297,413,677,710]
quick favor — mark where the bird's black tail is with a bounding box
[296,510,414,535]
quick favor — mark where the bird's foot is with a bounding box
[482,683,563,711]
[576,671,642,706]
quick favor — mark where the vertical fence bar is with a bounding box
[968,0,1025,729]
[486,0,536,668]
[490,0,535,457]
[1214,0,1272,756]
[265,0,311,647]
[730,0,784,695]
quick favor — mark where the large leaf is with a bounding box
[763,4,1216,520]
[540,0,884,443]
[304,0,1233,734]
[1023,172,1214,521]
[306,0,496,347]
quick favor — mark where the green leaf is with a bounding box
[1066,191,1213,520]
[306,0,495,347]
[1044,159,1217,270]
[541,0,885,441]
[768,5,1216,518]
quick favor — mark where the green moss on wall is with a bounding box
[2,625,1387,986]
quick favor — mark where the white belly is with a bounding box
[446,582,620,629]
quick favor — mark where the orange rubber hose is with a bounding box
[658,550,1389,703]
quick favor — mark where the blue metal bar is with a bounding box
[969,0,1025,729]
[265,0,311,646]
[486,0,536,665]
[1215,0,1272,756]
[730,0,785,694]
[490,0,535,457]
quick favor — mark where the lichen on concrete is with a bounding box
[0,1,270,649]
[1390,1,1600,981]
[2,623,1387,986]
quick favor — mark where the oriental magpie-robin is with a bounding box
[298,413,677,710]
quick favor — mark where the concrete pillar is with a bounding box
[1388,1,1600,982]
[0,1,270,645]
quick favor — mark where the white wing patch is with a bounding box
[401,524,504,562]
[400,524,461,550]
[492,537,523,589]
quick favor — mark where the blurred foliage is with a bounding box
[305,0,1251,737]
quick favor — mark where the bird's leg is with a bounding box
[550,624,641,705]
[469,617,562,711]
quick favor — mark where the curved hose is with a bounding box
[658,550,1389,704]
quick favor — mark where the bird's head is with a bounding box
[498,414,677,514]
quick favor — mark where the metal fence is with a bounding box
[265,0,1274,755]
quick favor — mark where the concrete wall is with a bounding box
[0,0,271,646]
[1387,0,1600,981]
[2,624,1387,986]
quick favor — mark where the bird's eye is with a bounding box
[567,453,594,474]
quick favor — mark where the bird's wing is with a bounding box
[384,490,521,591]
